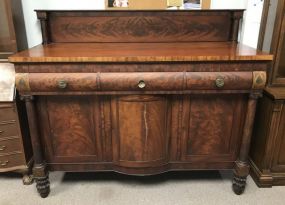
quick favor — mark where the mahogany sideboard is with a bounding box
[9,10,273,198]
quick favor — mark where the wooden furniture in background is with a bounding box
[0,98,33,184]
[9,10,272,198]
[0,0,32,184]
[0,0,17,59]
[250,0,285,187]
[251,88,285,187]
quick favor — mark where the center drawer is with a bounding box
[16,72,257,92]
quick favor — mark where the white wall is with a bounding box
[21,0,105,48]
[210,0,248,9]
[211,0,264,49]
[240,0,264,48]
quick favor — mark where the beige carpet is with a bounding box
[0,170,284,205]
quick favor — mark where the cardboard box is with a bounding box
[130,0,167,9]
[106,0,167,9]
[202,0,211,9]
[167,0,183,7]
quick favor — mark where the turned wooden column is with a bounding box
[36,11,50,45]
[21,95,50,198]
[233,91,262,195]
[230,11,243,42]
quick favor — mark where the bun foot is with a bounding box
[23,174,34,185]
[36,175,50,198]
[232,174,246,195]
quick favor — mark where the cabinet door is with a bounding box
[38,96,103,163]
[111,95,171,168]
[181,94,246,162]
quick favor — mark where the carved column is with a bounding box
[230,11,243,42]
[233,91,262,195]
[36,11,50,45]
[21,95,50,198]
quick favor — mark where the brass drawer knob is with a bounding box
[138,80,146,89]
[58,80,68,89]
[0,161,9,166]
[0,130,3,135]
[0,146,6,151]
[215,76,225,88]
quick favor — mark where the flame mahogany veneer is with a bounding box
[9,10,273,198]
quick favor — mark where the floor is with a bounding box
[0,171,284,205]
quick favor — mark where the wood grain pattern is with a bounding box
[18,63,268,73]
[271,102,285,171]
[49,15,231,43]
[15,72,256,93]
[111,95,169,168]
[46,97,97,156]
[181,94,245,162]
[30,10,244,44]
[9,42,273,63]
[187,96,234,155]
[39,96,102,163]
[275,115,285,164]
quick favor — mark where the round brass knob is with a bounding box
[215,76,225,88]
[58,80,68,89]
[138,80,146,89]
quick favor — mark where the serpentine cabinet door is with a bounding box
[111,95,171,168]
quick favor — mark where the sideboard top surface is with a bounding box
[9,42,273,63]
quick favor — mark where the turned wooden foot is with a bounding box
[33,164,50,198]
[232,161,249,195]
[23,174,34,185]
[232,174,247,195]
[36,175,50,198]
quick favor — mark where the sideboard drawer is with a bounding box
[0,122,18,139]
[15,71,266,92]
[0,106,16,122]
[186,72,253,90]
[100,72,183,91]
[0,138,22,154]
[0,153,24,170]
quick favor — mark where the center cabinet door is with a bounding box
[111,95,171,168]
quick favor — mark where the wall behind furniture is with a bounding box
[241,0,265,48]
[211,0,247,9]
[21,0,105,48]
